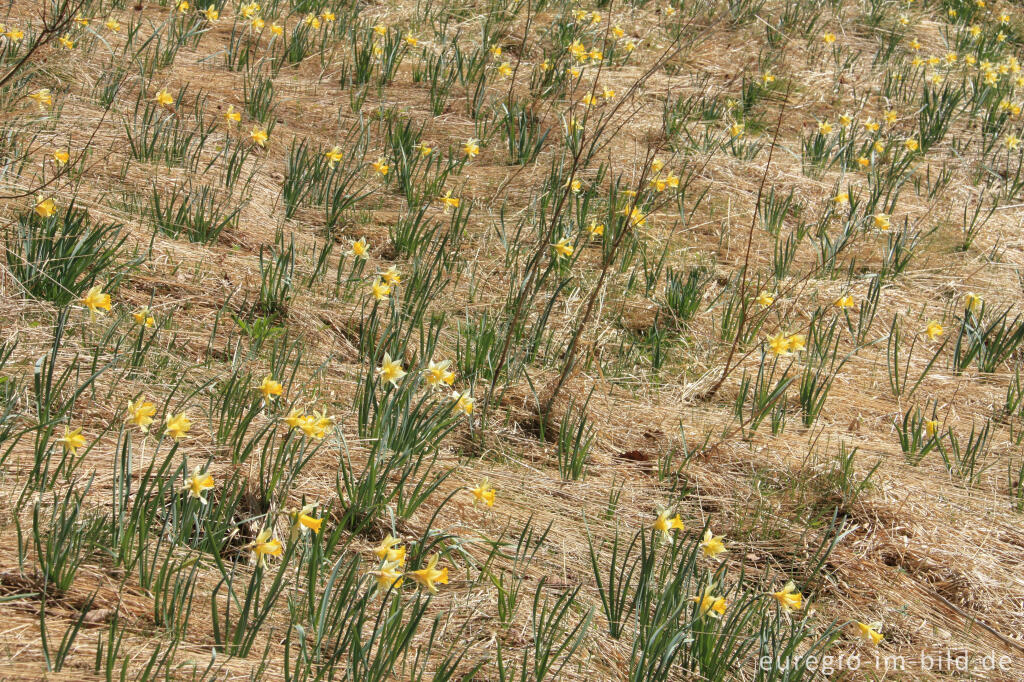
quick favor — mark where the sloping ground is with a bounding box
[1,0,1024,679]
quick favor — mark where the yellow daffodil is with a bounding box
[105,18,121,31]
[925,321,943,340]
[283,407,305,430]
[348,237,369,258]
[59,426,86,454]
[79,285,112,318]
[289,503,323,540]
[374,534,407,564]
[380,266,401,286]
[463,138,480,158]
[127,398,157,432]
[183,465,215,504]
[773,580,803,612]
[756,291,774,307]
[856,621,884,645]
[248,527,283,567]
[224,104,241,125]
[699,528,727,557]
[471,478,495,507]
[729,122,744,138]
[377,352,406,386]
[964,292,982,313]
[155,88,174,108]
[692,584,727,617]
[250,126,269,147]
[818,120,833,134]
[586,220,604,239]
[165,412,191,440]
[371,157,389,175]
[653,508,684,542]
[925,419,939,437]
[202,5,219,22]
[497,61,512,77]
[767,332,788,355]
[53,150,70,166]
[424,359,455,388]
[325,146,343,165]
[438,191,460,212]
[404,31,418,46]
[29,89,53,109]
[373,560,404,590]
[372,280,391,301]
[35,196,57,218]
[835,295,855,309]
[259,376,283,401]
[58,34,74,49]
[625,206,646,227]
[133,306,155,327]
[408,553,448,593]
[552,236,574,259]
[873,213,890,230]
[453,391,474,416]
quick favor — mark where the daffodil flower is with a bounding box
[259,376,283,401]
[325,146,344,165]
[372,280,391,301]
[408,553,448,593]
[59,426,86,454]
[347,237,369,258]
[132,306,155,327]
[471,478,495,506]
[463,138,480,158]
[248,527,283,568]
[224,105,241,125]
[925,321,943,340]
[377,352,406,387]
[424,359,455,388]
[35,196,57,218]
[653,508,684,542]
[691,584,727,617]
[154,89,175,108]
[289,503,323,540]
[374,534,407,564]
[165,412,191,440]
[438,191,460,212]
[856,621,884,645]
[250,126,269,147]
[452,391,474,416]
[773,580,803,613]
[127,398,157,432]
[182,465,215,504]
[834,295,855,309]
[699,528,727,557]
[79,285,112,318]
[373,560,404,591]
[552,237,574,260]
